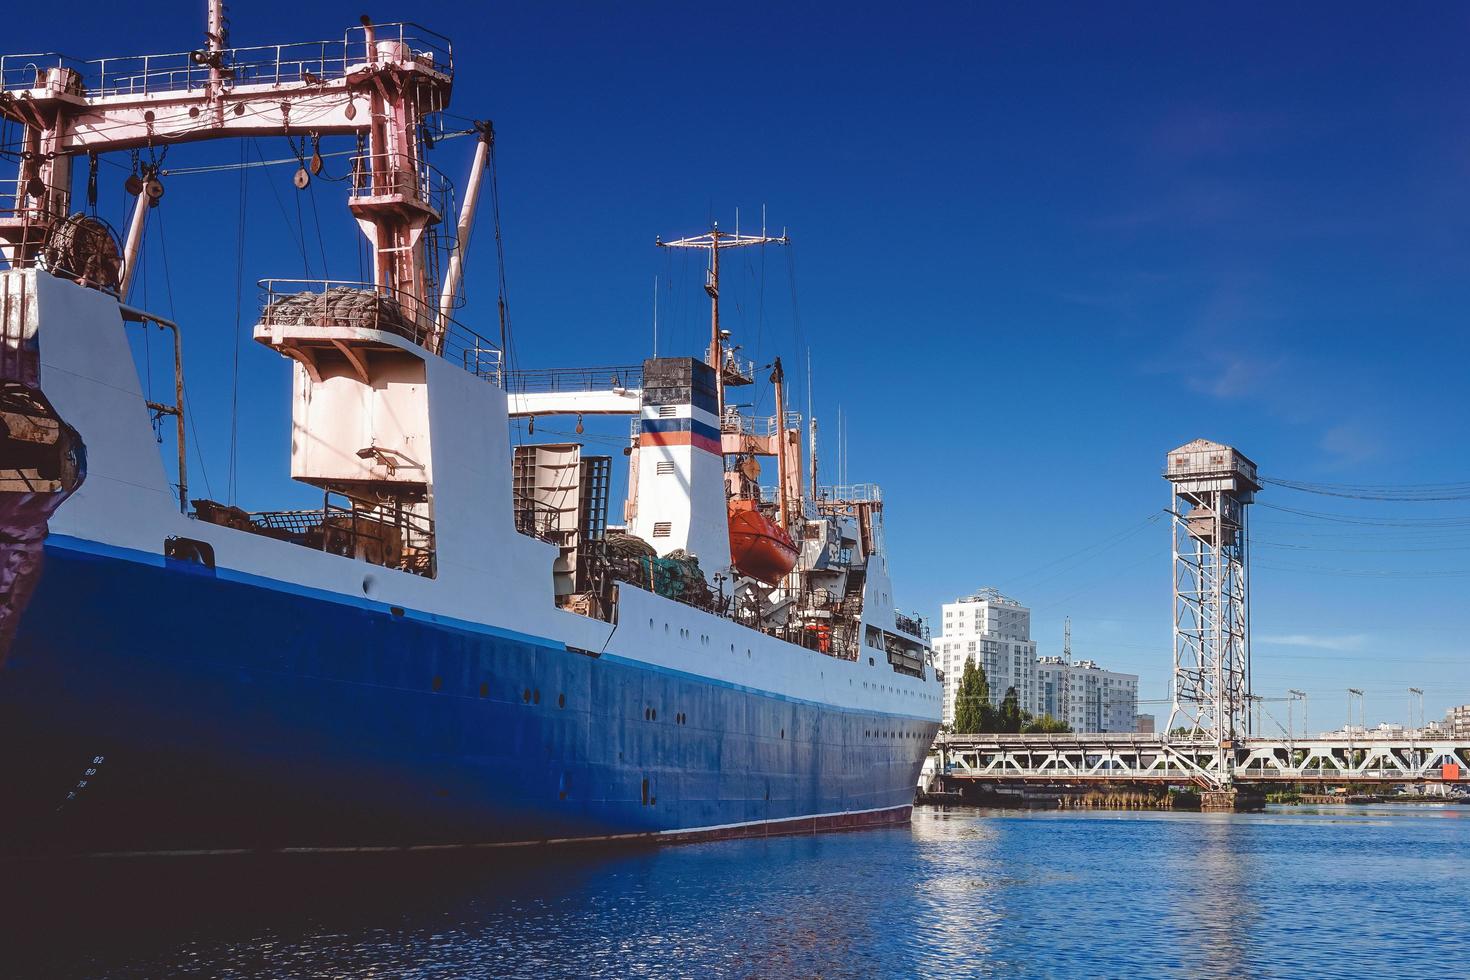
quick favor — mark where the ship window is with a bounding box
[431,675,443,692]
[558,693,566,708]
[479,682,489,698]
[656,461,675,475]
[653,522,672,537]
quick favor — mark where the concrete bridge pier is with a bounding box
[1201,787,1265,812]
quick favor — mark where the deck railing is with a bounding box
[1,23,452,99]
[257,279,501,384]
[504,364,643,394]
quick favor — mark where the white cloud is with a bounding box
[1319,422,1382,467]
[1258,633,1369,652]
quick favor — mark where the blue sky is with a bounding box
[13,3,1470,727]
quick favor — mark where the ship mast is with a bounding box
[655,221,787,417]
[771,356,790,531]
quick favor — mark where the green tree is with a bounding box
[999,686,1023,734]
[952,656,992,734]
[1021,714,1072,734]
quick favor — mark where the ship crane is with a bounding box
[0,3,476,353]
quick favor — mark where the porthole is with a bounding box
[533,689,541,705]
[478,682,489,698]
[431,675,443,692]
[522,688,531,703]
[361,575,376,596]
[651,708,657,721]
[558,693,566,709]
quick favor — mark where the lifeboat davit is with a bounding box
[728,501,798,585]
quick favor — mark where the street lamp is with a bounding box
[1409,687,1424,732]
[1347,688,1364,734]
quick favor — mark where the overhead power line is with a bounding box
[1258,501,1470,527]
[1262,476,1470,502]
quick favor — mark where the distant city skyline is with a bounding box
[12,1,1467,722]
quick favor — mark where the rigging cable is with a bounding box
[228,135,248,504]
[785,242,806,424]
[154,204,214,500]
[483,121,526,449]
[249,138,311,274]
[306,169,330,279]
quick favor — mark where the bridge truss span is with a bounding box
[938,734,1470,789]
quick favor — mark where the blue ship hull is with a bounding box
[0,538,936,856]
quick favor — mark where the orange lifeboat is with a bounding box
[728,500,798,585]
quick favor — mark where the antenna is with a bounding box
[652,274,658,357]
[1062,616,1072,725]
[807,348,816,496]
[656,220,789,417]
[836,407,843,489]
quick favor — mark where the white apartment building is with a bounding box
[1036,657,1140,733]
[933,588,1039,724]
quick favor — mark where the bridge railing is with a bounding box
[936,733,1470,787]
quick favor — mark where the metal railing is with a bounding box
[720,410,801,437]
[1,23,453,99]
[816,483,883,504]
[894,611,929,641]
[719,350,756,383]
[256,279,501,384]
[194,491,436,578]
[504,364,643,394]
[513,493,561,543]
[346,152,457,222]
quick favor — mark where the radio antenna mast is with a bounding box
[656,221,788,417]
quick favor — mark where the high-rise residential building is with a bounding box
[933,588,1141,732]
[1036,657,1139,733]
[932,588,1038,724]
[1447,704,1470,739]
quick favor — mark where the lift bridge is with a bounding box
[934,440,1470,810]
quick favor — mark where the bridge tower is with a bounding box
[1164,439,1260,779]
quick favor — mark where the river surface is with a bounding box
[3,803,1468,978]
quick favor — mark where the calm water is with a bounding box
[3,804,1468,979]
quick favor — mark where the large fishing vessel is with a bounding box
[0,7,940,856]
